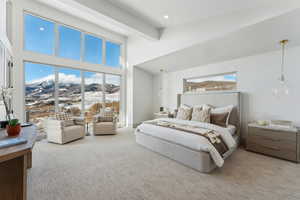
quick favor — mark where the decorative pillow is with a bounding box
[191,106,211,123]
[56,113,71,121]
[176,105,192,120]
[208,105,234,126]
[98,108,114,122]
[211,112,229,127]
[61,119,75,127]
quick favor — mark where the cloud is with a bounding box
[29,72,120,85]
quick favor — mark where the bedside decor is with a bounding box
[256,120,268,126]
[270,120,292,128]
[154,112,169,119]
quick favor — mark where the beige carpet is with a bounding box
[28,128,300,200]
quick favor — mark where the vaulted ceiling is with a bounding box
[107,0,277,28]
[36,0,300,73]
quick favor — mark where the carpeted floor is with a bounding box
[28,128,300,200]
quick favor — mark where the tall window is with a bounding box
[106,41,121,67]
[24,14,55,55]
[84,34,103,64]
[25,62,55,123]
[84,72,104,113]
[58,26,81,60]
[58,68,82,115]
[105,74,120,113]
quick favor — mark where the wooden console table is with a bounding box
[0,126,37,200]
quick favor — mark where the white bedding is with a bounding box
[136,118,237,167]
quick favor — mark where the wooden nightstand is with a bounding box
[247,123,300,163]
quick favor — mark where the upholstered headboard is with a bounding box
[178,91,241,130]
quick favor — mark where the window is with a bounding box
[84,34,103,64]
[84,72,104,113]
[58,25,81,60]
[25,62,55,123]
[24,62,122,126]
[104,74,120,113]
[184,73,237,93]
[58,68,82,115]
[24,14,55,55]
[106,41,121,67]
[24,13,124,68]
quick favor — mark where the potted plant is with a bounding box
[0,87,20,136]
[6,119,21,137]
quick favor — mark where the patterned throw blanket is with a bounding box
[144,120,229,157]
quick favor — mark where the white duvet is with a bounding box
[135,118,237,167]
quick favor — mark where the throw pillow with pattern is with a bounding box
[176,106,192,120]
[191,106,211,123]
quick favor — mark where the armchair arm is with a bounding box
[45,118,64,143]
[45,118,63,129]
[93,114,101,123]
[73,116,85,126]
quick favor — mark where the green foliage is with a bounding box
[8,119,19,126]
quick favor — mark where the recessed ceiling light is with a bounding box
[163,15,169,19]
[39,27,45,31]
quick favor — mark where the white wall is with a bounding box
[152,46,300,140]
[132,67,153,127]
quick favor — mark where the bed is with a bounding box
[135,91,241,173]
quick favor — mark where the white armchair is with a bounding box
[92,112,118,135]
[45,117,85,144]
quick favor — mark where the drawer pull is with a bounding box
[261,137,281,142]
[260,145,280,151]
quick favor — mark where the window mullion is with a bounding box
[54,23,59,56]
[102,38,106,65]
[102,73,106,109]
[81,71,85,116]
[81,33,85,62]
[54,67,59,113]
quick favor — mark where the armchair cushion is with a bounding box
[61,119,75,127]
[73,117,85,126]
[94,108,115,122]
[55,113,72,121]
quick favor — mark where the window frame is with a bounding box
[23,13,56,56]
[23,61,122,119]
[23,12,124,69]
[105,40,122,68]
[57,24,82,61]
[83,33,104,65]
[183,72,238,93]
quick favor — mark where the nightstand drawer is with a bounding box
[248,127,296,142]
[248,134,296,152]
[247,142,297,161]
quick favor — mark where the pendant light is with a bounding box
[272,40,289,97]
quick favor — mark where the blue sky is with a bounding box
[24,14,121,82]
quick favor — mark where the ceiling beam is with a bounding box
[36,0,160,40]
